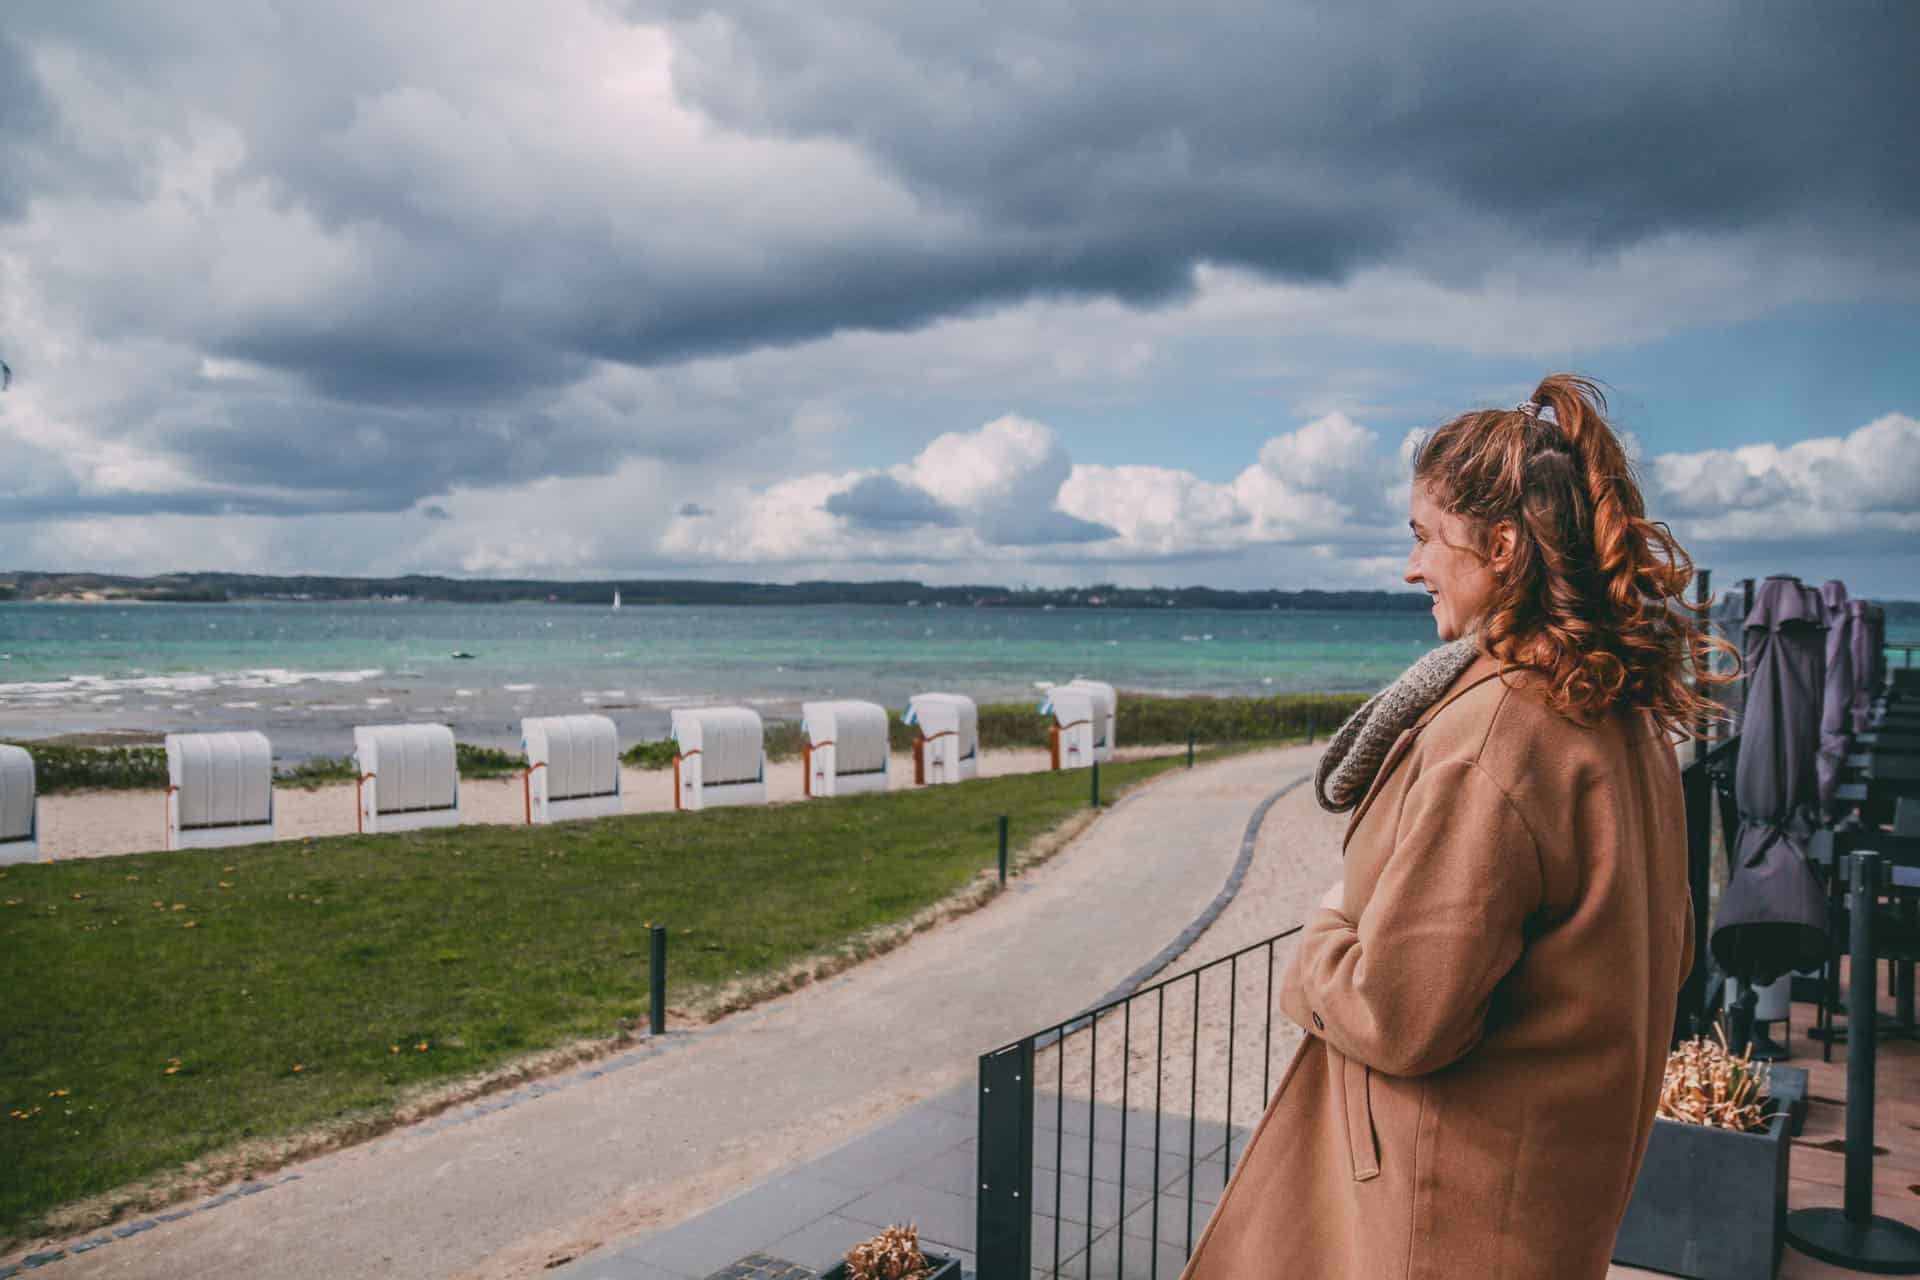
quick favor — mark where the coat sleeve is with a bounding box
[1279,759,1543,1078]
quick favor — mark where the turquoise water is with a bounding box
[6,601,1909,758]
[0,602,1438,754]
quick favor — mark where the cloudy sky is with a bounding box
[1,2,1916,594]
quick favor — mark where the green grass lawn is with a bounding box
[0,751,1204,1234]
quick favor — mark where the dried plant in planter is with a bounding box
[844,1223,933,1280]
[1657,1027,1773,1133]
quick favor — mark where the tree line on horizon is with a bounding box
[0,571,1440,611]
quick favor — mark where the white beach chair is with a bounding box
[670,707,766,811]
[0,744,39,864]
[352,723,460,833]
[165,731,276,850]
[800,700,891,798]
[521,714,622,824]
[1040,686,1110,772]
[904,693,980,785]
[1056,678,1118,761]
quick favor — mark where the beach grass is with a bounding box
[7,740,559,794]
[0,750,1202,1235]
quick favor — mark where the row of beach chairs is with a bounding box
[0,681,1118,861]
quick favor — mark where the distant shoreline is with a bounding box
[0,571,1441,612]
[6,572,1913,614]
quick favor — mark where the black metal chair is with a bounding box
[1812,831,1920,1059]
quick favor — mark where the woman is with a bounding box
[1183,376,1719,1279]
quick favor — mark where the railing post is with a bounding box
[1187,732,1194,768]
[1846,852,1879,1224]
[1693,567,1711,766]
[977,1040,1035,1277]
[1786,852,1920,1268]
[1676,760,1712,1047]
[997,815,1008,886]
[1091,759,1100,808]
[649,924,667,1037]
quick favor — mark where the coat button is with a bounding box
[1311,1012,1324,1031]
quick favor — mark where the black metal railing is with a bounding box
[976,925,1302,1278]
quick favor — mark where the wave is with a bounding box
[0,667,387,703]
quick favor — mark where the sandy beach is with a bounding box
[31,745,1173,862]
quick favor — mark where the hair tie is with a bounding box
[1514,399,1542,420]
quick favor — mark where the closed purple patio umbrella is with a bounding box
[1850,599,1876,736]
[1818,581,1857,815]
[1712,575,1830,988]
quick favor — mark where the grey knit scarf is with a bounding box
[1314,638,1479,813]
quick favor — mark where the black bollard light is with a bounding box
[648,923,667,1037]
[1090,760,1100,809]
[1187,732,1194,769]
[1307,713,1314,746]
[1786,850,1920,1269]
[997,814,1009,886]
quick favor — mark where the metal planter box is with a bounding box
[1612,1106,1791,1280]
[819,1253,961,1280]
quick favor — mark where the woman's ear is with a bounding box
[1488,519,1518,573]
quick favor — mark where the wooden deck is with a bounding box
[1612,985,1920,1279]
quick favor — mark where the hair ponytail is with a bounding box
[1413,374,1731,733]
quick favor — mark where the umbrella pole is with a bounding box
[1787,851,1920,1271]
[1726,983,1758,1058]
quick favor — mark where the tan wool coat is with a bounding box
[1182,655,1693,1280]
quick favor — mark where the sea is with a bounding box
[7,601,1910,761]
[0,602,1441,759]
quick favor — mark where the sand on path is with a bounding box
[24,746,1319,1280]
[34,746,1168,861]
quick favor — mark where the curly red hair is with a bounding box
[1412,374,1731,735]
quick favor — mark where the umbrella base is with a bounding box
[1809,1013,1920,1045]
[1787,1207,1920,1273]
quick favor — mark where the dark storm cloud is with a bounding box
[976,507,1116,547]
[152,400,633,510]
[824,474,962,529]
[676,502,715,517]
[0,34,55,219]
[642,2,1918,260]
[5,1,1916,521]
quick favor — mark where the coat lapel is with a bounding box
[1342,654,1512,848]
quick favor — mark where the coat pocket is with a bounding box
[1341,1056,1380,1182]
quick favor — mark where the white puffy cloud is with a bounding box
[1649,413,1920,542]
[653,411,1411,578]
[636,407,1920,592]
[6,405,1912,594]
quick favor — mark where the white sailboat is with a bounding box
[612,589,622,611]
